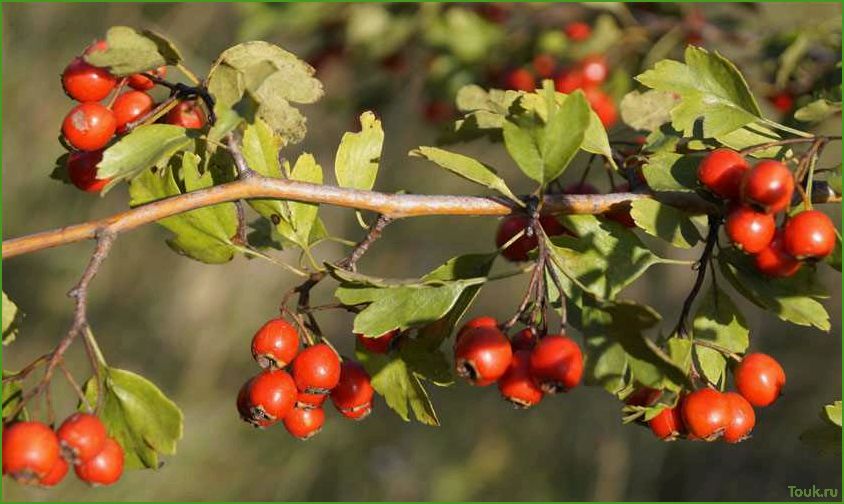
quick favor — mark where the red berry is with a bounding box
[554,68,584,94]
[165,101,206,129]
[74,437,123,486]
[356,330,398,354]
[563,182,599,194]
[725,206,775,254]
[605,183,636,227]
[532,54,557,79]
[296,391,328,410]
[83,39,109,56]
[245,369,298,422]
[341,404,373,420]
[768,91,794,113]
[2,421,61,484]
[498,350,543,408]
[38,457,68,487]
[529,334,583,393]
[251,318,300,369]
[511,327,537,351]
[283,407,325,440]
[236,377,276,427]
[681,388,728,441]
[505,68,536,92]
[734,352,786,407]
[127,66,167,91]
[755,231,801,277]
[579,55,608,86]
[456,316,498,348]
[56,413,107,465]
[292,344,342,394]
[722,392,756,443]
[62,102,116,151]
[61,57,117,102]
[697,149,749,200]
[565,22,592,41]
[625,387,662,407]
[741,160,794,213]
[649,405,685,440]
[330,361,374,420]
[783,210,837,260]
[583,87,617,129]
[454,326,513,386]
[67,150,111,193]
[112,90,154,133]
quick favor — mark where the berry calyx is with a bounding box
[74,437,123,486]
[725,205,775,254]
[697,148,749,199]
[112,90,154,133]
[292,344,342,394]
[681,388,728,441]
[2,421,61,484]
[782,210,837,260]
[454,326,513,386]
[38,457,68,487]
[165,100,206,129]
[56,413,107,465]
[356,330,398,354]
[734,352,786,407]
[648,405,685,441]
[128,66,167,91]
[741,160,794,213]
[722,392,756,443]
[61,57,117,102]
[67,150,111,193]
[498,350,543,408]
[330,361,374,420]
[296,391,329,410]
[496,214,568,262]
[754,231,801,277]
[251,318,300,369]
[62,102,116,151]
[245,369,298,422]
[505,68,536,92]
[564,22,592,41]
[528,334,584,394]
[283,407,325,440]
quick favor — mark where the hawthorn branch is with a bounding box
[335,214,394,272]
[673,216,719,338]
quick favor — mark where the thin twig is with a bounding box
[58,361,93,413]
[335,214,393,272]
[673,215,719,338]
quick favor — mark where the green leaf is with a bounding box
[636,46,762,138]
[619,90,679,132]
[411,146,520,203]
[335,111,384,191]
[399,339,453,386]
[357,352,439,426]
[715,122,786,159]
[692,285,749,386]
[776,33,811,88]
[718,248,830,331]
[630,199,703,248]
[568,14,621,59]
[641,152,701,193]
[665,337,694,390]
[129,153,238,264]
[83,26,175,75]
[283,153,323,247]
[98,124,194,189]
[2,292,23,346]
[794,99,842,123]
[423,7,503,64]
[800,401,842,456]
[83,367,183,470]
[2,380,25,423]
[824,401,842,427]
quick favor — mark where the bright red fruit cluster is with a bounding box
[60,39,205,193]
[640,352,785,443]
[238,318,375,439]
[454,317,583,408]
[2,413,123,487]
[698,148,836,276]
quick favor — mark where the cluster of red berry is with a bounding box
[237,319,376,439]
[454,317,583,408]
[60,40,205,193]
[698,149,836,276]
[2,413,123,487]
[635,353,785,443]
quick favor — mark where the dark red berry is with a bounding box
[697,149,749,200]
[165,101,206,129]
[356,330,398,354]
[330,361,374,420]
[755,231,801,277]
[649,405,684,440]
[454,326,513,386]
[67,150,111,193]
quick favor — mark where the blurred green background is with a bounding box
[2,3,841,502]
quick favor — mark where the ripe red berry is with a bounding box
[422,100,454,123]
[165,100,206,129]
[697,148,749,200]
[681,388,728,441]
[245,369,298,422]
[532,54,557,79]
[74,437,123,486]
[454,326,513,386]
[2,421,61,484]
[554,68,584,94]
[529,334,583,393]
[56,413,107,465]
[296,391,329,409]
[722,391,756,443]
[768,91,794,113]
[505,68,536,92]
[583,87,617,129]
[496,214,567,262]
[112,90,154,133]
[330,361,374,420]
[782,210,837,260]
[127,66,167,91]
[579,55,608,86]
[734,352,786,407]
[236,377,276,427]
[61,57,117,102]
[292,344,342,394]
[283,406,325,440]
[498,350,543,408]
[251,318,300,369]
[725,205,775,254]
[66,150,111,193]
[356,330,398,354]
[741,160,794,213]
[38,457,68,487]
[755,231,801,277]
[648,405,684,440]
[625,387,662,407]
[62,102,116,151]
[510,327,537,351]
[565,21,592,41]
